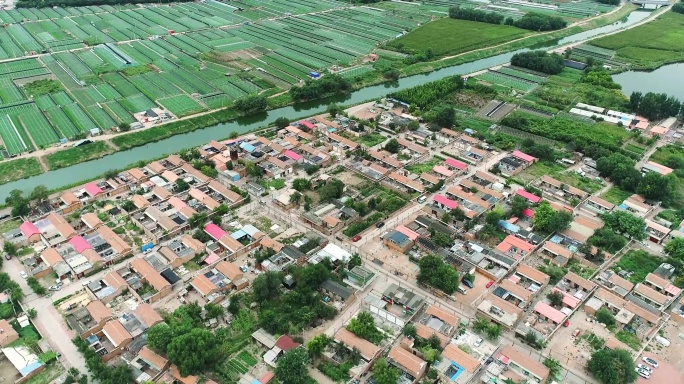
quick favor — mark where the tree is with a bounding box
[167,328,221,377]
[307,334,331,361]
[372,358,399,384]
[188,212,208,229]
[347,311,384,344]
[587,349,637,384]
[146,324,174,355]
[175,179,190,192]
[485,323,502,340]
[274,117,290,129]
[204,303,224,319]
[595,308,615,326]
[384,138,400,154]
[407,120,419,131]
[289,191,302,204]
[432,106,456,128]
[30,185,49,205]
[532,201,555,232]
[118,122,130,132]
[511,51,565,74]
[6,189,29,218]
[546,210,572,233]
[275,348,309,384]
[292,178,312,191]
[485,209,503,226]
[383,69,400,81]
[317,179,344,202]
[403,323,417,338]
[509,195,530,218]
[432,231,452,247]
[665,237,684,261]
[473,317,490,333]
[233,95,267,115]
[417,255,459,294]
[547,291,563,308]
[348,253,362,269]
[3,241,16,256]
[327,104,342,117]
[226,161,234,170]
[601,211,646,240]
[252,271,282,302]
[544,358,562,380]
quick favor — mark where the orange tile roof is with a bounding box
[215,261,243,281]
[500,345,549,380]
[134,303,163,327]
[425,305,459,327]
[442,343,481,372]
[131,258,170,292]
[138,346,168,370]
[515,264,550,285]
[334,328,380,361]
[86,300,112,323]
[102,320,132,346]
[388,346,427,378]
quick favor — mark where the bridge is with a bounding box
[630,0,670,7]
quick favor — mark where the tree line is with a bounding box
[289,74,351,102]
[629,91,682,121]
[448,7,567,31]
[511,51,564,75]
[674,0,684,14]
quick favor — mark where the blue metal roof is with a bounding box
[498,220,519,233]
[239,142,256,153]
[388,230,409,244]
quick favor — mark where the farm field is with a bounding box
[385,18,529,57]
[592,12,684,68]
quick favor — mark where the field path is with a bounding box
[37,155,48,172]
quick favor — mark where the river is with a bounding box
[0,10,653,200]
[613,63,684,100]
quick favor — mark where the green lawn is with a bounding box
[405,156,441,175]
[649,144,684,169]
[386,18,528,57]
[45,141,114,170]
[601,186,631,205]
[0,157,41,184]
[592,12,684,68]
[352,133,386,147]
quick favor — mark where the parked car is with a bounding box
[81,280,91,287]
[19,271,27,279]
[637,364,653,374]
[0,214,9,220]
[486,281,494,288]
[4,254,10,260]
[642,357,658,368]
[563,320,570,327]
[375,221,385,228]
[462,278,474,289]
[635,368,651,379]
[474,338,483,347]
[48,285,61,291]
[351,235,362,242]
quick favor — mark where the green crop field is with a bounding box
[592,12,684,68]
[159,95,206,117]
[386,18,528,57]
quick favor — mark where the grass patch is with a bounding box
[0,219,20,233]
[45,141,114,170]
[624,144,646,155]
[579,332,605,351]
[657,209,684,226]
[592,12,684,68]
[614,250,661,284]
[601,186,632,205]
[517,161,565,182]
[615,330,641,350]
[386,18,528,57]
[23,79,62,97]
[352,133,386,147]
[262,178,285,190]
[649,144,684,169]
[554,171,604,194]
[405,156,441,175]
[121,65,152,76]
[0,157,42,184]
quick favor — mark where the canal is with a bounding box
[0,10,653,199]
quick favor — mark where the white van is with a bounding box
[457,285,467,294]
[417,196,427,203]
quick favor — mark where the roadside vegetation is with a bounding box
[45,141,114,170]
[0,157,41,184]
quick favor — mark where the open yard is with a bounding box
[601,186,632,205]
[592,12,684,68]
[385,18,528,57]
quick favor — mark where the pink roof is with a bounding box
[84,182,103,196]
[259,372,274,384]
[533,302,566,324]
[651,126,668,135]
[395,225,420,241]
[522,208,535,218]
[298,120,315,130]
[283,150,302,161]
[634,121,649,130]
[511,150,537,163]
[553,288,580,309]
[19,222,40,237]
[204,252,220,265]
[666,285,682,296]
[432,165,454,177]
[445,158,467,170]
[69,236,92,253]
[204,223,228,240]
[516,189,541,203]
[434,194,458,210]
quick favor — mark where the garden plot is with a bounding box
[475,71,539,93]
[159,95,206,117]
